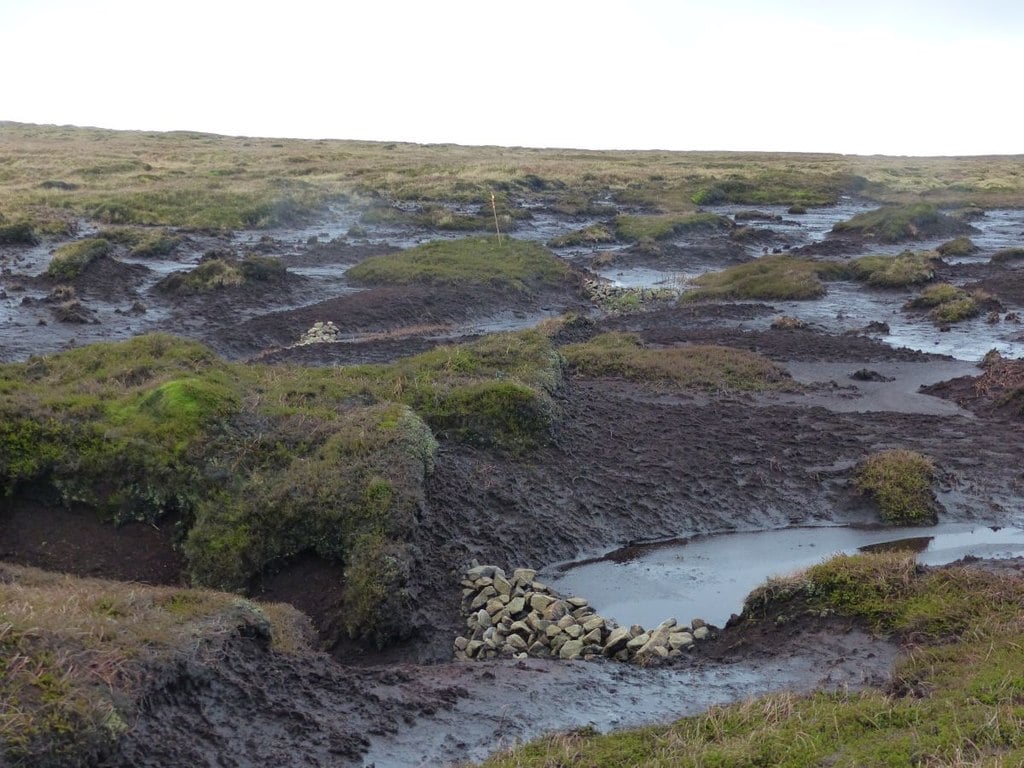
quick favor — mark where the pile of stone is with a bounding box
[295,321,341,346]
[583,278,677,311]
[454,564,712,664]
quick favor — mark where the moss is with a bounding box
[845,251,937,288]
[831,204,967,243]
[44,239,112,280]
[563,332,793,392]
[854,449,938,525]
[682,255,842,301]
[345,237,570,291]
[613,212,732,241]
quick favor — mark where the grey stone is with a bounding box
[567,597,589,608]
[657,618,678,630]
[512,568,537,585]
[509,620,532,637]
[542,601,569,621]
[629,625,645,638]
[507,596,526,615]
[691,618,707,630]
[556,615,577,630]
[466,640,484,658]
[582,616,605,633]
[582,627,603,645]
[485,598,505,616]
[493,574,512,596]
[550,634,568,652]
[530,580,549,592]
[545,624,563,639]
[506,633,528,652]
[626,633,651,651]
[526,614,549,632]
[454,636,469,651]
[470,586,497,610]
[530,594,555,612]
[603,626,631,655]
[559,639,584,660]
[565,624,583,640]
[668,631,694,650]
[476,609,492,629]
[694,626,710,640]
[528,641,551,658]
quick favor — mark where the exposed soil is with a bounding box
[4,200,1024,766]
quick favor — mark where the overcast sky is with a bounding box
[3,0,1022,155]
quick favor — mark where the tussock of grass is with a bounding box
[0,221,39,245]
[345,237,570,291]
[562,332,793,392]
[935,236,977,257]
[854,449,938,525]
[682,255,842,301]
[905,284,982,324]
[845,251,937,288]
[155,255,287,293]
[0,562,312,766]
[831,203,968,243]
[614,212,732,241]
[44,238,112,280]
[97,226,182,257]
[484,552,1024,767]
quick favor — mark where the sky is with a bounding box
[2,0,1022,155]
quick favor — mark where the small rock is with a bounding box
[626,633,651,651]
[454,636,469,651]
[493,574,512,596]
[668,631,694,650]
[629,625,645,638]
[466,640,484,658]
[566,597,589,608]
[529,594,554,612]
[657,618,678,630]
[507,596,526,615]
[582,627,603,645]
[506,634,528,652]
[565,625,583,640]
[509,620,532,637]
[603,627,631,655]
[559,639,584,660]
[691,618,707,630]
[512,568,537,585]
[693,626,710,641]
[582,616,605,634]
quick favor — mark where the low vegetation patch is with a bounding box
[614,213,732,242]
[831,203,969,243]
[904,283,982,324]
[682,255,842,301]
[935,236,977,256]
[0,562,311,766]
[155,255,287,293]
[548,223,616,247]
[44,238,112,280]
[97,226,183,257]
[562,332,793,392]
[484,551,1024,767]
[0,330,562,644]
[854,449,939,525]
[845,250,937,288]
[345,237,570,291]
[0,221,40,245]
[990,247,1024,264]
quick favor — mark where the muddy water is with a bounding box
[545,524,1024,630]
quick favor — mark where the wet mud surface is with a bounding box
[2,197,1024,766]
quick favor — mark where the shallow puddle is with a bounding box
[546,524,1024,629]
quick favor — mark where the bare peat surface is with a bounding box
[3,198,1024,767]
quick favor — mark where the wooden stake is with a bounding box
[491,192,503,245]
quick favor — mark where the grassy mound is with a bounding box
[845,251,937,288]
[0,221,39,245]
[904,283,981,324]
[831,203,967,243]
[44,238,112,280]
[0,330,562,644]
[613,213,732,242]
[345,237,570,291]
[562,332,793,392]
[0,562,311,766]
[484,551,1024,767]
[97,226,182,257]
[548,224,616,247]
[935,236,977,257]
[854,449,938,525]
[682,255,842,301]
[990,247,1024,264]
[155,255,287,293]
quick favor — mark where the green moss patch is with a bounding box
[831,203,968,243]
[682,255,842,301]
[346,237,570,291]
[563,332,793,392]
[854,449,939,525]
[0,330,562,644]
[44,238,112,280]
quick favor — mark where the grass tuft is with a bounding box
[44,239,112,280]
[831,204,969,243]
[682,255,842,301]
[845,251,937,288]
[854,449,938,525]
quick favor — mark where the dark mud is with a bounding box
[3,198,1024,766]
